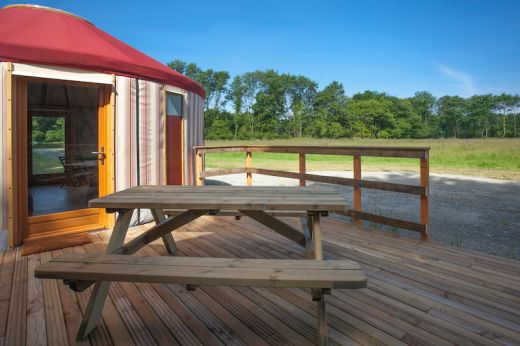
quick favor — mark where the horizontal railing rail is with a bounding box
[194,145,430,240]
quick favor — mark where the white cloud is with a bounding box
[434,61,477,97]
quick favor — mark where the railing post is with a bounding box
[246,151,253,186]
[353,154,361,224]
[299,153,306,187]
[420,151,429,240]
[195,151,203,186]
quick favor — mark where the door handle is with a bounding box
[91,146,106,165]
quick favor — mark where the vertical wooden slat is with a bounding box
[17,79,28,244]
[310,213,328,345]
[311,213,323,261]
[6,62,17,248]
[162,86,168,185]
[180,114,185,185]
[299,153,306,187]
[316,297,328,346]
[301,216,313,258]
[195,152,203,186]
[420,151,429,240]
[105,76,116,229]
[246,151,253,186]
[353,154,361,225]
[7,76,28,247]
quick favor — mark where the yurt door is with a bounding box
[18,79,110,241]
[166,91,184,185]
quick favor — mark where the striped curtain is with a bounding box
[0,63,7,249]
[115,77,167,190]
[114,75,138,191]
[115,76,167,224]
[138,80,166,186]
[183,91,205,185]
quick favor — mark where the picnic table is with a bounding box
[36,186,366,345]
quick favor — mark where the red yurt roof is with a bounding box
[0,4,205,98]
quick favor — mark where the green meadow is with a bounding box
[32,151,64,175]
[204,138,520,180]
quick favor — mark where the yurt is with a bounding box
[0,5,205,248]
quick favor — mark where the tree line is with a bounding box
[168,60,520,140]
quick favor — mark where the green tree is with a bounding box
[227,76,246,138]
[494,94,520,137]
[167,59,187,75]
[411,91,436,125]
[410,91,436,137]
[313,81,349,138]
[347,96,395,138]
[286,75,317,137]
[168,59,519,140]
[437,96,466,138]
[168,60,229,111]
[466,95,496,138]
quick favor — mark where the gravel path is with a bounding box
[208,171,520,259]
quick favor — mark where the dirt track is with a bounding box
[208,171,520,259]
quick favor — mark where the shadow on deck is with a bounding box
[1,216,519,345]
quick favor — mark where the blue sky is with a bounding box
[3,0,519,97]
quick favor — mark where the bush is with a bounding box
[45,129,64,143]
[32,130,46,143]
[205,119,233,140]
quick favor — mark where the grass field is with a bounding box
[204,138,520,180]
[32,151,64,175]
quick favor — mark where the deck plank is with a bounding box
[171,225,363,345]
[6,216,520,345]
[26,253,47,346]
[5,250,27,346]
[210,215,518,343]
[41,251,68,346]
[82,243,152,346]
[148,239,314,346]
[0,249,16,345]
[185,219,403,345]
[57,247,92,346]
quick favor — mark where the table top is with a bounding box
[88,185,349,212]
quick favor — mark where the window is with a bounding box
[166,92,183,117]
[31,115,66,175]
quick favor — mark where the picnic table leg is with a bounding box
[151,208,177,255]
[76,209,134,340]
[317,295,328,346]
[300,215,314,258]
[310,212,328,346]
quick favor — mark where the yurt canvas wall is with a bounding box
[114,76,204,225]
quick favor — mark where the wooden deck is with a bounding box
[1,216,520,345]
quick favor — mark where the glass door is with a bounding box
[25,81,107,239]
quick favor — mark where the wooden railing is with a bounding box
[194,145,430,240]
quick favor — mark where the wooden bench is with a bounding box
[36,254,366,344]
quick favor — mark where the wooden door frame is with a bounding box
[7,73,115,246]
[164,90,185,185]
